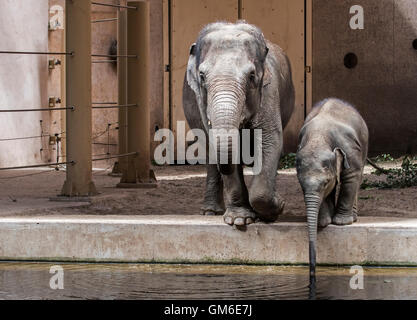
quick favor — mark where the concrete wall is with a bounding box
[312,0,417,156]
[0,0,50,167]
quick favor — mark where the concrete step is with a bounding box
[0,215,416,265]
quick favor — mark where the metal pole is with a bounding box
[118,1,157,188]
[61,0,97,196]
[111,3,128,176]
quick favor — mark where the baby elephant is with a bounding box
[296,98,369,278]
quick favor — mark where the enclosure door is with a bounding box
[169,0,238,161]
[241,0,306,153]
[168,0,307,157]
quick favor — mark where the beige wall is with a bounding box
[91,0,119,168]
[90,0,164,166]
[312,0,417,156]
[0,0,50,167]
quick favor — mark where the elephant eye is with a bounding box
[249,71,256,83]
[199,72,205,83]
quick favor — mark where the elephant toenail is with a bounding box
[234,218,245,226]
[224,216,233,225]
[246,218,254,225]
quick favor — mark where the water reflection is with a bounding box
[0,262,416,300]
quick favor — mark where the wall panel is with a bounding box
[170,0,238,160]
[241,0,305,153]
[312,0,417,155]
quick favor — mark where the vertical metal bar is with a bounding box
[60,6,67,162]
[114,3,128,175]
[305,0,313,116]
[61,0,97,196]
[162,0,170,131]
[118,1,157,188]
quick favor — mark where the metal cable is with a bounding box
[91,2,137,10]
[0,169,57,181]
[92,104,137,109]
[0,107,74,113]
[0,134,50,142]
[91,54,137,58]
[0,161,75,171]
[0,51,73,55]
[92,18,118,23]
[92,60,117,63]
[92,152,138,162]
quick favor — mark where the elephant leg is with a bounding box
[201,164,225,216]
[248,133,284,222]
[352,169,364,222]
[223,164,256,226]
[318,188,336,228]
[352,193,358,222]
[332,170,361,225]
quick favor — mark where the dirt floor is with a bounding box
[0,161,415,220]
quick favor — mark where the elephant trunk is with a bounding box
[208,79,245,175]
[304,192,322,281]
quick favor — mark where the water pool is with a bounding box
[0,262,416,300]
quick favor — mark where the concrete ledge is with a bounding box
[0,215,417,265]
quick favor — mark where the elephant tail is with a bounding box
[366,158,389,174]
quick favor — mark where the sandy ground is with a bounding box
[0,161,415,220]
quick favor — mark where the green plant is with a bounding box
[279,153,296,169]
[371,153,394,163]
[361,156,417,189]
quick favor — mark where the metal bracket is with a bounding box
[48,59,62,70]
[49,97,61,108]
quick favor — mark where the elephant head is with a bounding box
[296,147,350,279]
[186,22,270,175]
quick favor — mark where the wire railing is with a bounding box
[0,152,137,172]
[0,1,143,181]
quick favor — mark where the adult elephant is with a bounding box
[183,21,295,226]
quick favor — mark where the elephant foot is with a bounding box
[318,211,332,228]
[318,199,334,228]
[200,204,224,216]
[332,213,354,226]
[250,195,285,223]
[223,207,256,226]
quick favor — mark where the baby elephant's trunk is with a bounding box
[304,193,322,280]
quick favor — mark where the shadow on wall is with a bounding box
[0,0,50,167]
[313,0,417,157]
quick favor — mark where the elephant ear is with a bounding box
[262,47,271,87]
[186,43,199,94]
[262,66,272,87]
[334,148,350,184]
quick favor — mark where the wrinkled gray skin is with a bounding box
[183,22,294,226]
[296,98,369,279]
